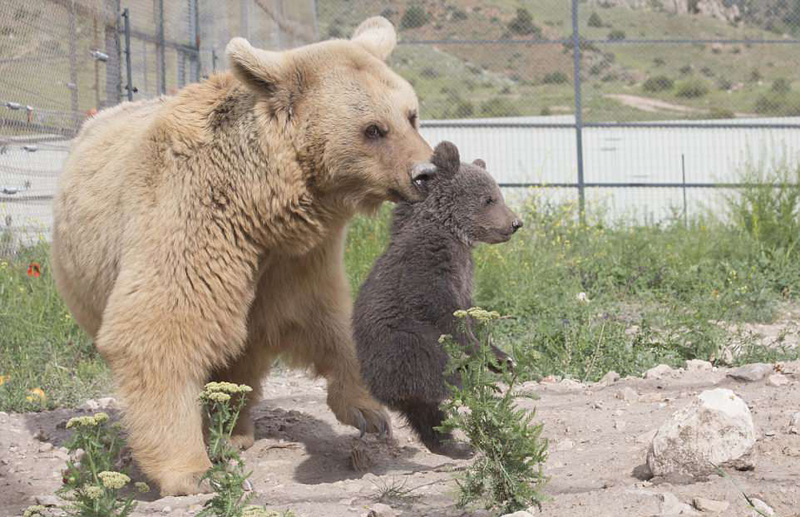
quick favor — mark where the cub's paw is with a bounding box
[329,390,392,438]
[158,471,211,497]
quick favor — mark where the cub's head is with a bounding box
[226,17,434,210]
[426,141,522,245]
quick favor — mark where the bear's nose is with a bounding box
[511,219,523,233]
[411,162,436,188]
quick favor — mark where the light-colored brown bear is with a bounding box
[51,17,434,496]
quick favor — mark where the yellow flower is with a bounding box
[26,388,46,403]
[23,506,47,517]
[438,334,452,344]
[98,471,130,490]
[453,310,468,319]
[206,392,231,403]
[135,481,150,493]
[0,374,8,386]
[203,381,252,394]
[66,416,97,429]
[93,412,109,424]
[83,485,103,500]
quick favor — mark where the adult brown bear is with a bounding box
[51,17,434,496]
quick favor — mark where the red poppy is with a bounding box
[27,262,41,278]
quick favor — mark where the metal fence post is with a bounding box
[122,9,135,101]
[571,0,586,223]
[191,0,200,81]
[104,0,122,107]
[157,0,166,95]
[68,2,80,130]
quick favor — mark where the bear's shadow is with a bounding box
[249,405,431,485]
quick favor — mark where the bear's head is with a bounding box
[226,17,435,210]
[427,141,522,245]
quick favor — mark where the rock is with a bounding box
[789,412,800,434]
[750,499,774,516]
[34,495,61,507]
[598,371,620,386]
[557,378,584,391]
[647,389,755,479]
[81,399,100,411]
[616,387,639,402]
[639,392,664,403]
[556,439,575,451]
[782,445,800,457]
[692,497,729,513]
[636,429,658,445]
[501,512,535,517]
[38,443,53,453]
[658,492,700,515]
[161,507,172,514]
[727,363,772,382]
[539,375,559,384]
[614,420,627,431]
[644,364,673,380]
[32,429,50,442]
[368,503,398,517]
[96,397,116,409]
[685,359,713,372]
[766,373,789,387]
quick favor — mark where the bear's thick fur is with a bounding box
[353,141,522,457]
[51,17,435,495]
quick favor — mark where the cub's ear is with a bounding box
[431,141,460,179]
[472,159,487,170]
[351,17,397,61]
[226,37,285,94]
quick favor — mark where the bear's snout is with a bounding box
[511,219,523,233]
[410,162,436,190]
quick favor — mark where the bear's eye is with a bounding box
[408,111,418,127]
[364,124,386,140]
[485,197,494,206]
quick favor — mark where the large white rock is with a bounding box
[647,388,755,478]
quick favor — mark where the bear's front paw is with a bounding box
[329,389,392,438]
[158,471,212,497]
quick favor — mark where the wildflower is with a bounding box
[66,416,97,429]
[576,292,590,304]
[26,387,46,403]
[83,485,103,500]
[134,481,150,493]
[27,262,41,278]
[93,412,109,424]
[203,381,252,394]
[98,471,130,490]
[438,334,452,344]
[453,310,468,319]
[0,374,8,386]
[242,507,281,517]
[22,505,47,517]
[205,392,231,403]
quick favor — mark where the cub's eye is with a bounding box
[485,197,495,206]
[365,124,385,140]
[408,111,418,127]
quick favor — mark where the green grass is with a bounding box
[2,165,800,412]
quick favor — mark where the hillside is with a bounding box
[318,0,800,122]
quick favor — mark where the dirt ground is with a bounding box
[1,360,799,517]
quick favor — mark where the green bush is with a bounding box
[707,107,736,119]
[772,77,792,94]
[675,78,710,98]
[542,71,570,84]
[400,4,428,30]
[642,75,674,92]
[588,12,604,28]
[607,29,626,41]
[508,8,541,36]
[754,92,800,115]
[480,97,520,117]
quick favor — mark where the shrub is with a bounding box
[754,92,800,116]
[588,12,604,28]
[717,77,733,91]
[508,8,541,36]
[439,309,548,514]
[707,107,735,119]
[642,75,674,92]
[607,29,626,41]
[452,99,475,118]
[480,97,519,117]
[400,4,428,30]
[772,78,792,94]
[675,78,710,98]
[749,68,762,83]
[679,64,694,76]
[542,71,570,84]
[653,57,666,67]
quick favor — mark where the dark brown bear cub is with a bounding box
[353,141,522,458]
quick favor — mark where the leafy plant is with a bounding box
[607,29,626,41]
[675,78,710,98]
[58,412,146,517]
[400,4,428,30]
[198,382,255,517]
[643,75,674,92]
[439,308,548,514]
[588,12,604,28]
[507,8,541,37]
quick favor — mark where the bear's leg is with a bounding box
[397,400,473,459]
[211,345,276,450]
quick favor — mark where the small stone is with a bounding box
[96,397,116,409]
[789,412,800,434]
[616,387,639,402]
[540,375,559,384]
[782,446,800,457]
[636,429,658,445]
[614,420,627,431]
[34,495,61,507]
[369,503,397,517]
[598,371,620,386]
[591,401,606,410]
[161,507,172,514]
[658,492,700,516]
[555,439,575,451]
[81,399,100,411]
[692,497,730,513]
[32,429,50,442]
[557,378,584,390]
[639,392,664,403]
[501,512,535,517]
[727,363,773,382]
[764,430,776,437]
[38,443,53,453]
[750,499,774,516]
[686,359,713,372]
[644,364,673,380]
[766,373,789,387]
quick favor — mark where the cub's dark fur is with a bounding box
[353,141,522,457]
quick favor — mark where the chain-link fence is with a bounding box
[2,0,800,254]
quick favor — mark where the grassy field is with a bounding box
[1,163,799,413]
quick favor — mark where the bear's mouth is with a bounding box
[413,173,432,190]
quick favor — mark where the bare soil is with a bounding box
[1,361,799,517]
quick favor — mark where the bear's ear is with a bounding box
[226,37,285,94]
[351,17,397,61]
[472,159,487,170]
[431,141,460,179]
